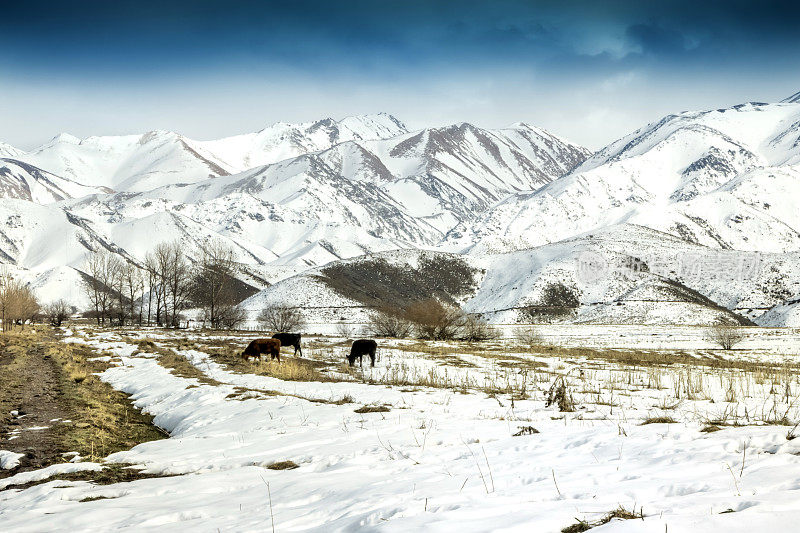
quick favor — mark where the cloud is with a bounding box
[624,23,690,57]
[0,1,798,150]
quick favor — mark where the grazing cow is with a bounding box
[272,333,302,357]
[348,339,378,368]
[242,338,282,362]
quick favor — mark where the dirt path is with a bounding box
[0,330,78,475]
[0,329,165,480]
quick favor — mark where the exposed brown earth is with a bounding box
[0,328,165,480]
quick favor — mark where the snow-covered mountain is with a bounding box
[0,142,25,158]
[342,122,589,232]
[0,159,111,204]
[3,100,800,326]
[0,114,589,309]
[14,114,409,193]
[194,113,409,171]
[54,119,588,270]
[446,102,800,254]
[18,131,232,193]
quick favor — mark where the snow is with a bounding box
[0,451,25,470]
[0,158,108,203]
[5,327,800,531]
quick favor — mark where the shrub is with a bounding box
[705,319,745,350]
[368,311,413,338]
[460,315,499,342]
[335,321,355,339]
[0,273,40,331]
[404,299,464,340]
[319,254,478,310]
[257,306,305,332]
[541,282,580,308]
[515,326,545,346]
[520,282,580,321]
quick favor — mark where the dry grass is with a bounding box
[546,376,575,412]
[0,463,177,492]
[45,341,168,461]
[561,505,644,533]
[132,338,221,386]
[189,340,337,383]
[641,416,677,425]
[512,426,539,436]
[354,405,391,414]
[79,329,800,436]
[266,460,299,470]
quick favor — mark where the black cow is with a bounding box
[272,333,302,357]
[348,339,378,368]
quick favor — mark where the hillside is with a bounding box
[241,224,792,325]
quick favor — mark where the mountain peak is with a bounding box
[138,130,181,144]
[50,133,81,145]
[781,90,800,103]
[337,113,408,137]
[0,141,25,158]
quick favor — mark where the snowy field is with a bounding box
[3,325,800,532]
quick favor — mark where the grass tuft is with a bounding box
[641,416,677,425]
[354,405,391,414]
[561,505,644,533]
[266,460,299,470]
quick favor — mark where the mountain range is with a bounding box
[1,95,799,326]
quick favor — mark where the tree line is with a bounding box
[82,240,245,329]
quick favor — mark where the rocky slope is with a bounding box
[445,102,800,255]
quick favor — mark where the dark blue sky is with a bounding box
[1,0,798,149]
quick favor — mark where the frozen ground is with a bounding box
[2,325,800,532]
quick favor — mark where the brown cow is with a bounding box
[241,338,282,362]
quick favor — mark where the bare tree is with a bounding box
[106,255,128,326]
[257,306,305,332]
[83,249,118,325]
[705,319,745,350]
[191,240,239,328]
[121,261,145,326]
[43,299,73,327]
[404,299,465,340]
[82,251,144,327]
[164,242,192,328]
[14,286,39,329]
[146,241,192,327]
[218,305,247,330]
[367,310,412,338]
[144,252,164,326]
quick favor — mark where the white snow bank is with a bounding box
[0,451,25,470]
